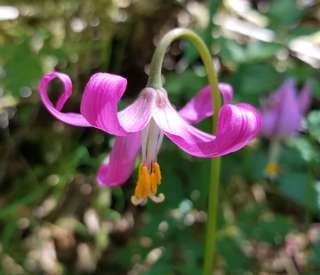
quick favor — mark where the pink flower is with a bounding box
[261,79,311,139]
[39,72,261,205]
[261,79,311,178]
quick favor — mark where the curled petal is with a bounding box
[153,91,260,157]
[80,74,155,136]
[219,83,234,105]
[217,103,261,152]
[97,133,141,186]
[179,83,233,124]
[39,72,91,127]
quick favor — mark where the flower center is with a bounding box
[131,119,164,205]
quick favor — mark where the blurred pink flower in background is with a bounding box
[261,79,311,139]
[261,79,311,177]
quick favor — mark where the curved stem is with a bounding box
[147,28,221,275]
[148,28,221,131]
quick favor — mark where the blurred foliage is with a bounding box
[0,0,320,274]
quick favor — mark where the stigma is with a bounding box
[265,161,280,178]
[131,162,164,206]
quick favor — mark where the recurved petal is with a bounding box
[219,103,261,152]
[97,132,141,186]
[261,79,304,138]
[153,90,260,157]
[276,84,302,137]
[39,72,91,127]
[80,74,155,136]
[261,108,278,137]
[179,83,234,124]
[298,83,311,114]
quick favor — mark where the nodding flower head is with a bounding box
[39,72,261,205]
[261,79,311,178]
[261,79,311,140]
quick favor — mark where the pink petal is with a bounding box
[277,84,302,137]
[179,83,233,124]
[80,73,155,136]
[153,91,261,157]
[261,80,302,138]
[97,132,141,186]
[39,72,91,127]
[298,83,311,114]
[222,103,261,151]
[260,108,278,138]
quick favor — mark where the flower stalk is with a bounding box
[265,139,281,178]
[147,28,222,275]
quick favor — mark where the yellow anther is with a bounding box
[150,173,158,194]
[138,165,150,199]
[265,161,280,178]
[131,162,164,206]
[153,162,161,184]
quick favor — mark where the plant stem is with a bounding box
[205,156,221,275]
[147,28,221,275]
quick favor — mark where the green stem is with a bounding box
[147,28,221,275]
[269,139,280,162]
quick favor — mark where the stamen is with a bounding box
[149,193,165,203]
[150,173,158,194]
[153,162,161,183]
[131,162,163,205]
[131,196,146,206]
[265,161,280,178]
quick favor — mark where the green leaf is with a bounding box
[175,236,203,275]
[219,38,246,66]
[0,184,50,220]
[246,217,294,244]
[246,41,281,62]
[219,39,282,66]
[288,137,320,163]
[238,205,295,245]
[288,26,320,39]
[144,261,174,275]
[267,0,303,28]
[278,173,318,211]
[307,111,320,143]
[2,40,42,96]
[217,237,250,274]
[308,242,320,268]
[164,69,206,101]
[228,63,282,104]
